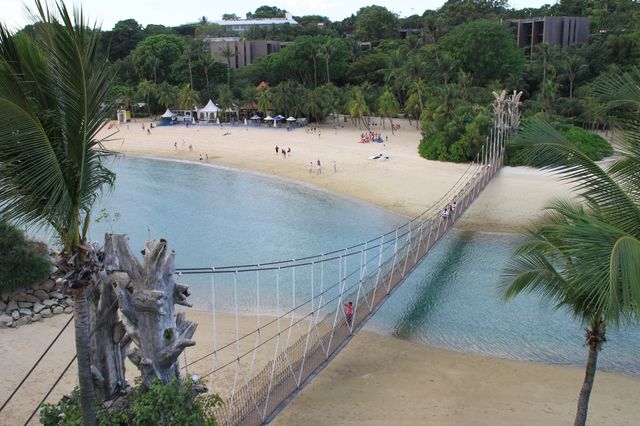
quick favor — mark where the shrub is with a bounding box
[504,125,613,166]
[0,221,50,293]
[40,378,222,426]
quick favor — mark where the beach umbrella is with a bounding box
[263,115,274,120]
[250,114,261,120]
[274,115,285,121]
[286,116,296,122]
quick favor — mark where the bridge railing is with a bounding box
[178,124,509,425]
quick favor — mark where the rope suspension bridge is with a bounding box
[1,92,521,425]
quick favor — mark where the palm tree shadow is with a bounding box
[392,230,473,340]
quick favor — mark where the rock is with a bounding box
[33,302,45,314]
[33,313,42,322]
[0,314,13,328]
[63,306,73,314]
[64,298,74,306]
[0,292,9,303]
[25,294,40,303]
[41,279,55,292]
[40,308,52,318]
[54,278,65,288]
[11,310,20,320]
[6,300,18,312]
[0,300,5,311]
[42,299,57,307]
[12,292,28,302]
[34,289,49,301]
[16,316,32,326]
[50,292,64,300]
[18,302,33,309]
[52,306,64,315]
[19,308,33,317]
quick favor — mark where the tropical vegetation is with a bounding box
[0,221,50,292]
[502,69,640,426]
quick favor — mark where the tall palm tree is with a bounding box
[137,79,155,117]
[502,104,640,425]
[220,44,236,87]
[0,2,115,423]
[156,82,178,109]
[378,89,400,133]
[256,86,271,118]
[178,84,200,111]
[217,86,234,123]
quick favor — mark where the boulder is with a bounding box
[34,289,49,301]
[12,292,28,302]
[6,300,18,312]
[33,302,45,314]
[52,306,64,315]
[18,302,33,309]
[0,314,13,328]
[41,279,56,292]
[16,316,32,326]
[42,299,57,307]
[19,308,33,317]
[50,292,64,300]
[33,313,42,322]
[11,310,20,320]
[63,306,73,314]
[24,294,40,303]
[40,308,52,318]
[0,292,9,303]
[64,298,74,306]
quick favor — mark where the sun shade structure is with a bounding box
[160,108,176,118]
[198,100,220,121]
[286,116,296,121]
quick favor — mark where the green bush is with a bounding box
[0,221,50,293]
[40,378,222,426]
[504,125,613,166]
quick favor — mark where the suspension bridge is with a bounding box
[1,92,520,425]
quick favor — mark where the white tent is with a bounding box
[286,116,296,122]
[161,108,176,119]
[197,99,219,121]
[263,115,274,120]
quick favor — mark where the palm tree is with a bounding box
[137,79,155,117]
[178,84,200,111]
[156,82,178,109]
[217,86,234,122]
[346,87,369,130]
[220,43,236,87]
[378,89,400,133]
[256,86,271,118]
[502,107,640,425]
[0,2,116,423]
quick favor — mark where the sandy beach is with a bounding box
[2,119,638,425]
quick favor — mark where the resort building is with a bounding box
[512,16,590,58]
[205,37,290,69]
[212,13,298,33]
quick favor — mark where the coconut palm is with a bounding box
[217,86,234,123]
[156,82,178,109]
[502,74,640,426]
[346,87,369,130]
[137,79,155,116]
[220,43,236,87]
[0,1,115,423]
[378,89,400,133]
[256,86,271,118]
[178,84,200,111]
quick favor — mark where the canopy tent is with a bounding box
[197,99,219,121]
[160,108,176,120]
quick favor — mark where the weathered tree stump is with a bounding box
[105,235,196,387]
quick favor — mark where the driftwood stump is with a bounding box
[104,234,196,387]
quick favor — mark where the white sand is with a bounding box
[1,119,636,425]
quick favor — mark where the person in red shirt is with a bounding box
[345,302,353,326]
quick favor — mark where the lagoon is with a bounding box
[87,157,640,376]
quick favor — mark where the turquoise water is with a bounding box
[74,157,640,375]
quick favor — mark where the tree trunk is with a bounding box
[106,235,196,387]
[390,117,395,135]
[574,325,603,426]
[72,286,98,426]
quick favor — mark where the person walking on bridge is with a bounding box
[344,302,353,326]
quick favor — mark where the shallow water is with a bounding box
[39,156,640,375]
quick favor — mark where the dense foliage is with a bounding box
[0,221,50,293]
[40,378,223,426]
[39,1,638,163]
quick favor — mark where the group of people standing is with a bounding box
[275,145,291,158]
[440,201,458,219]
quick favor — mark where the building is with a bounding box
[513,16,589,58]
[212,13,298,33]
[205,37,290,69]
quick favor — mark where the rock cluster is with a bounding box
[0,278,73,329]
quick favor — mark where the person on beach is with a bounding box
[189,144,193,152]
[308,161,313,173]
[282,149,286,158]
[174,142,177,150]
[345,302,353,326]
[275,145,279,154]
[205,153,209,161]
[333,160,337,172]
[316,159,321,175]
[199,154,203,161]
